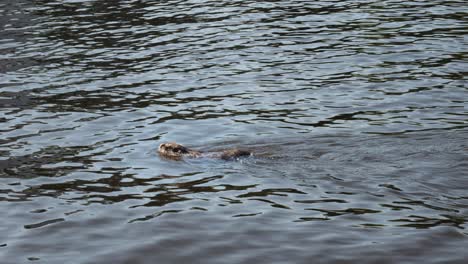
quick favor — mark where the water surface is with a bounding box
[1,0,467,263]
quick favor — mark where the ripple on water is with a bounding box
[1,0,468,263]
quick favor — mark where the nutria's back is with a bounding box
[158,142,251,160]
[217,149,252,160]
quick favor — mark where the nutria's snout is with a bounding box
[158,142,170,153]
[158,142,191,157]
[158,143,169,153]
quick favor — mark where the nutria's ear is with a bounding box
[174,145,189,153]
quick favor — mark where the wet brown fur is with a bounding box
[158,142,250,160]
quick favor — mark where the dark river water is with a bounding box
[1,0,467,263]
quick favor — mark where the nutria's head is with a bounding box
[158,142,191,157]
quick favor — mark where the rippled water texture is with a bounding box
[1,0,468,263]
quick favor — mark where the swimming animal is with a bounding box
[158,142,251,160]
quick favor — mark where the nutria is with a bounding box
[158,142,251,160]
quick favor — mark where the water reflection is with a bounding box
[1,0,468,263]
[2,132,466,229]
